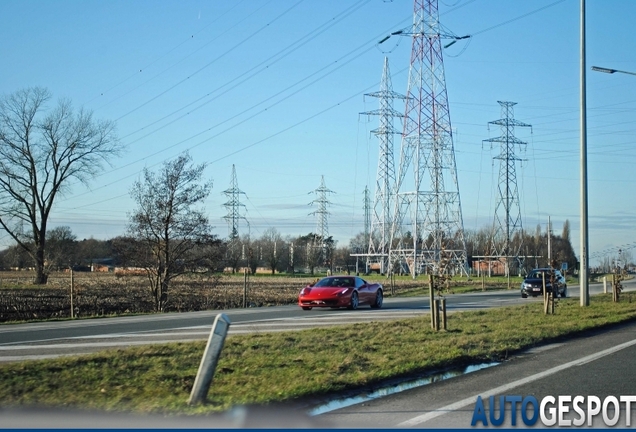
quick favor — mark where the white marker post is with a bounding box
[188,313,231,405]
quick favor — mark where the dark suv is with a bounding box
[520,268,567,298]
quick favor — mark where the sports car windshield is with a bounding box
[313,277,354,288]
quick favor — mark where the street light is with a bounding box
[590,64,636,291]
[591,66,636,76]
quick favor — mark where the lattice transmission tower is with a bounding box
[363,186,372,246]
[388,0,468,278]
[309,175,335,259]
[222,164,248,240]
[484,101,531,262]
[361,57,405,275]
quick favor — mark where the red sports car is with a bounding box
[298,276,383,310]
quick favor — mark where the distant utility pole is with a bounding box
[309,175,335,263]
[484,101,531,277]
[363,186,371,244]
[362,57,405,275]
[547,216,552,265]
[363,186,372,273]
[222,164,247,240]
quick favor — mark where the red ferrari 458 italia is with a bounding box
[298,276,383,310]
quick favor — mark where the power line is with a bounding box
[113,1,306,122]
[60,0,572,212]
[59,50,403,212]
[83,0,252,107]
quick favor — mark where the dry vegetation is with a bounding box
[0,271,424,322]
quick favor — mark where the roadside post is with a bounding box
[391,272,395,296]
[551,287,555,314]
[603,276,607,294]
[188,313,231,405]
[70,268,75,319]
[612,272,622,302]
[433,299,440,331]
[542,269,556,315]
[542,272,548,314]
[441,298,447,330]
[429,275,435,329]
[243,268,248,308]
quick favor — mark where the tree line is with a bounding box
[464,220,578,275]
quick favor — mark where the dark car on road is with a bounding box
[520,268,567,298]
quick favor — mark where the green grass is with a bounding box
[1,293,636,415]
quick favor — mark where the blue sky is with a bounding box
[1,0,636,265]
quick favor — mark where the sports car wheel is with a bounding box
[371,289,383,309]
[347,291,359,310]
[302,306,312,310]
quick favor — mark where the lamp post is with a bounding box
[580,0,589,307]
[591,66,636,77]
[590,65,636,302]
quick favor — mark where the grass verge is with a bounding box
[1,293,636,415]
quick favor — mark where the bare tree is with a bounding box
[243,236,261,275]
[45,225,78,271]
[296,233,322,275]
[562,219,570,243]
[127,153,214,312]
[0,244,31,269]
[333,245,355,275]
[76,237,113,267]
[260,227,283,274]
[0,87,121,283]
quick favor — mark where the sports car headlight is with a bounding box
[338,288,350,295]
[300,288,310,295]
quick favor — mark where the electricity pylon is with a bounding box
[309,175,335,264]
[361,57,405,275]
[484,101,531,276]
[363,186,372,247]
[363,186,372,273]
[222,164,247,240]
[388,0,468,278]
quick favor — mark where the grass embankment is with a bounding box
[1,293,636,414]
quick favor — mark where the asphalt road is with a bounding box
[0,278,630,362]
[318,319,636,428]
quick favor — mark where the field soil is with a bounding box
[0,271,424,322]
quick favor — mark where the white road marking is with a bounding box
[397,337,636,427]
[0,354,77,362]
[523,343,565,354]
[0,341,163,350]
[0,310,430,361]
